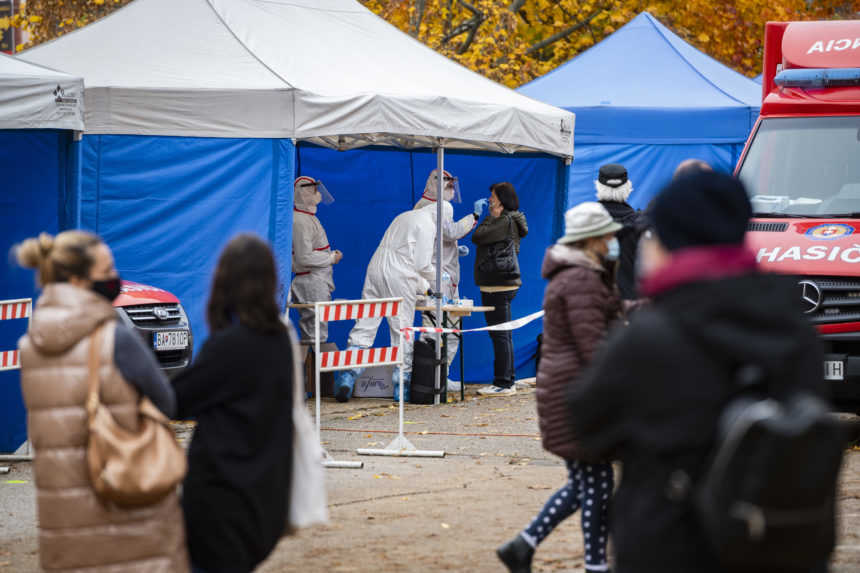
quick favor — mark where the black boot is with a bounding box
[496,534,534,573]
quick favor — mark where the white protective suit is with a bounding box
[346,201,449,373]
[413,169,476,369]
[290,177,336,342]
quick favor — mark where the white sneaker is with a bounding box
[477,385,516,396]
[446,379,462,392]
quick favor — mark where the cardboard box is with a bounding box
[299,343,336,397]
[354,365,394,398]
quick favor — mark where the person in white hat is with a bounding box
[497,201,622,573]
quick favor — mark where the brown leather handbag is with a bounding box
[86,325,187,507]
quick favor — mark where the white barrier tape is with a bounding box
[402,310,544,341]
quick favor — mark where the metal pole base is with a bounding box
[322,448,364,469]
[357,434,445,458]
[0,455,32,462]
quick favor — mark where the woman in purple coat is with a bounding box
[497,202,622,573]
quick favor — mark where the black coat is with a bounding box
[173,324,294,573]
[568,273,827,573]
[599,200,646,300]
[472,210,528,287]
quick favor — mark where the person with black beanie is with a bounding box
[567,171,833,573]
[595,163,646,300]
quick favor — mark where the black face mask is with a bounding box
[92,277,122,302]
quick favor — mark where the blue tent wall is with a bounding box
[79,135,295,354]
[568,142,744,210]
[0,129,71,452]
[518,12,760,209]
[293,144,567,383]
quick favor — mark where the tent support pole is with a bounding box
[434,146,444,405]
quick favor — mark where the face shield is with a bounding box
[299,179,334,205]
[442,173,461,203]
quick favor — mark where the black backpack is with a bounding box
[691,364,843,572]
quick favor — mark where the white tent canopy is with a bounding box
[0,52,83,131]
[21,0,573,157]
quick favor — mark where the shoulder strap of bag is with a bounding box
[86,325,104,420]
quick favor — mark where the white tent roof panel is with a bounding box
[22,0,573,157]
[0,52,84,130]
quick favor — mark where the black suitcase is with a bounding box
[410,336,447,404]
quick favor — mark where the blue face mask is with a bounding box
[606,237,620,261]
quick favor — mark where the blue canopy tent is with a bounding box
[0,53,84,453]
[519,12,761,209]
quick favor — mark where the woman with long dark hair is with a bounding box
[173,234,294,573]
[472,182,528,395]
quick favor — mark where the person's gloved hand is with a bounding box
[473,198,488,217]
[332,250,343,264]
[458,245,469,257]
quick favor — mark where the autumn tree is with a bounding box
[361,0,859,85]
[3,0,133,50]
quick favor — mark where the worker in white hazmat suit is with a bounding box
[413,169,481,392]
[290,176,341,342]
[334,201,448,403]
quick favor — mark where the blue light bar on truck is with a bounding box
[774,68,860,88]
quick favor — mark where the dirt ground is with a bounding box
[3,383,860,572]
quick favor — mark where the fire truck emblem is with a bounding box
[806,223,854,240]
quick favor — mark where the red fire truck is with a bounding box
[737,20,860,409]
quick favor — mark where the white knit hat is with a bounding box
[557,202,622,245]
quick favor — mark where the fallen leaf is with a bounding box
[440,523,451,529]
[347,414,364,421]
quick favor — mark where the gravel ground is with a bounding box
[3,384,860,572]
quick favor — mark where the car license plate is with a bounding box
[153,330,188,351]
[824,360,844,381]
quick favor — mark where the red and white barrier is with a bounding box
[0,298,33,459]
[319,300,400,323]
[1,300,31,321]
[319,346,400,370]
[312,298,444,461]
[0,350,20,372]
[314,299,406,467]
[0,299,32,372]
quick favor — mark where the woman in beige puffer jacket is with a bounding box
[15,230,188,573]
